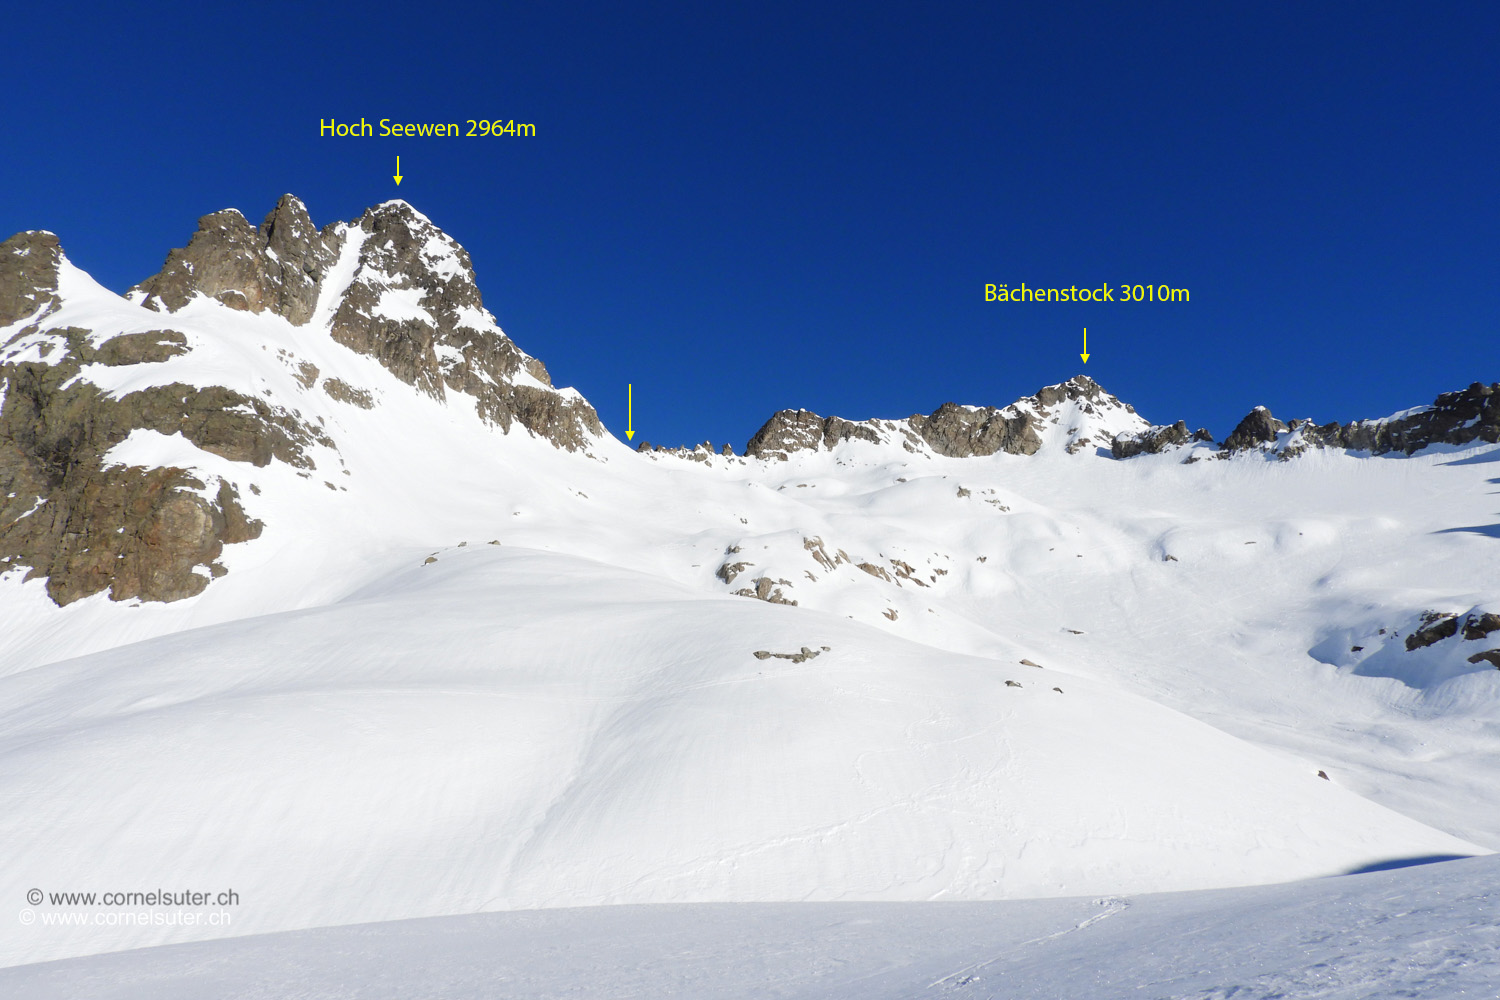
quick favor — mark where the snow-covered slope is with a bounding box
[5,854,1496,999]
[3,543,1482,966]
[1,198,1497,971]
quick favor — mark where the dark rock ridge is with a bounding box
[637,440,737,462]
[744,375,1129,460]
[132,196,601,452]
[1319,382,1499,455]
[1125,382,1499,460]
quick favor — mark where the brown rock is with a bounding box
[325,201,602,451]
[744,410,880,460]
[321,377,376,409]
[716,560,751,585]
[1462,612,1500,642]
[0,231,64,327]
[1222,407,1287,452]
[131,195,338,326]
[911,401,1041,458]
[93,330,190,366]
[0,328,291,605]
[1406,612,1459,651]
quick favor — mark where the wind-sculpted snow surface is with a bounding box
[0,545,1487,966]
[3,854,1495,999]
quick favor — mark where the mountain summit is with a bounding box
[129,195,602,447]
[0,197,600,605]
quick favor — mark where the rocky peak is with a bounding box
[327,199,601,450]
[0,195,611,608]
[1222,406,1288,452]
[130,194,339,324]
[257,195,339,324]
[1031,374,1118,409]
[127,195,600,451]
[0,231,64,327]
[1003,374,1147,455]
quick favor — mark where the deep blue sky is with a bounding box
[5,2,1495,448]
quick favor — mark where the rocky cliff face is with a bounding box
[911,402,1042,458]
[1,196,604,606]
[0,324,279,604]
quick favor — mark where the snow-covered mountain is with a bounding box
[1,198,1497,972]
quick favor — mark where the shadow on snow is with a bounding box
[1340,853,1476,875]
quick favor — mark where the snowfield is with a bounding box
[2,222,1498,994]
[3,853,1496,999]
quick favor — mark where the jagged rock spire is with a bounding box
[130,194,338,324]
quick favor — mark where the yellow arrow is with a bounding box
[626,383,635,440]
[1080,327,1090,364]
[393,156,403,186]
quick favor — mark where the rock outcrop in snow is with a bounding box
[1110,420,1215,459]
